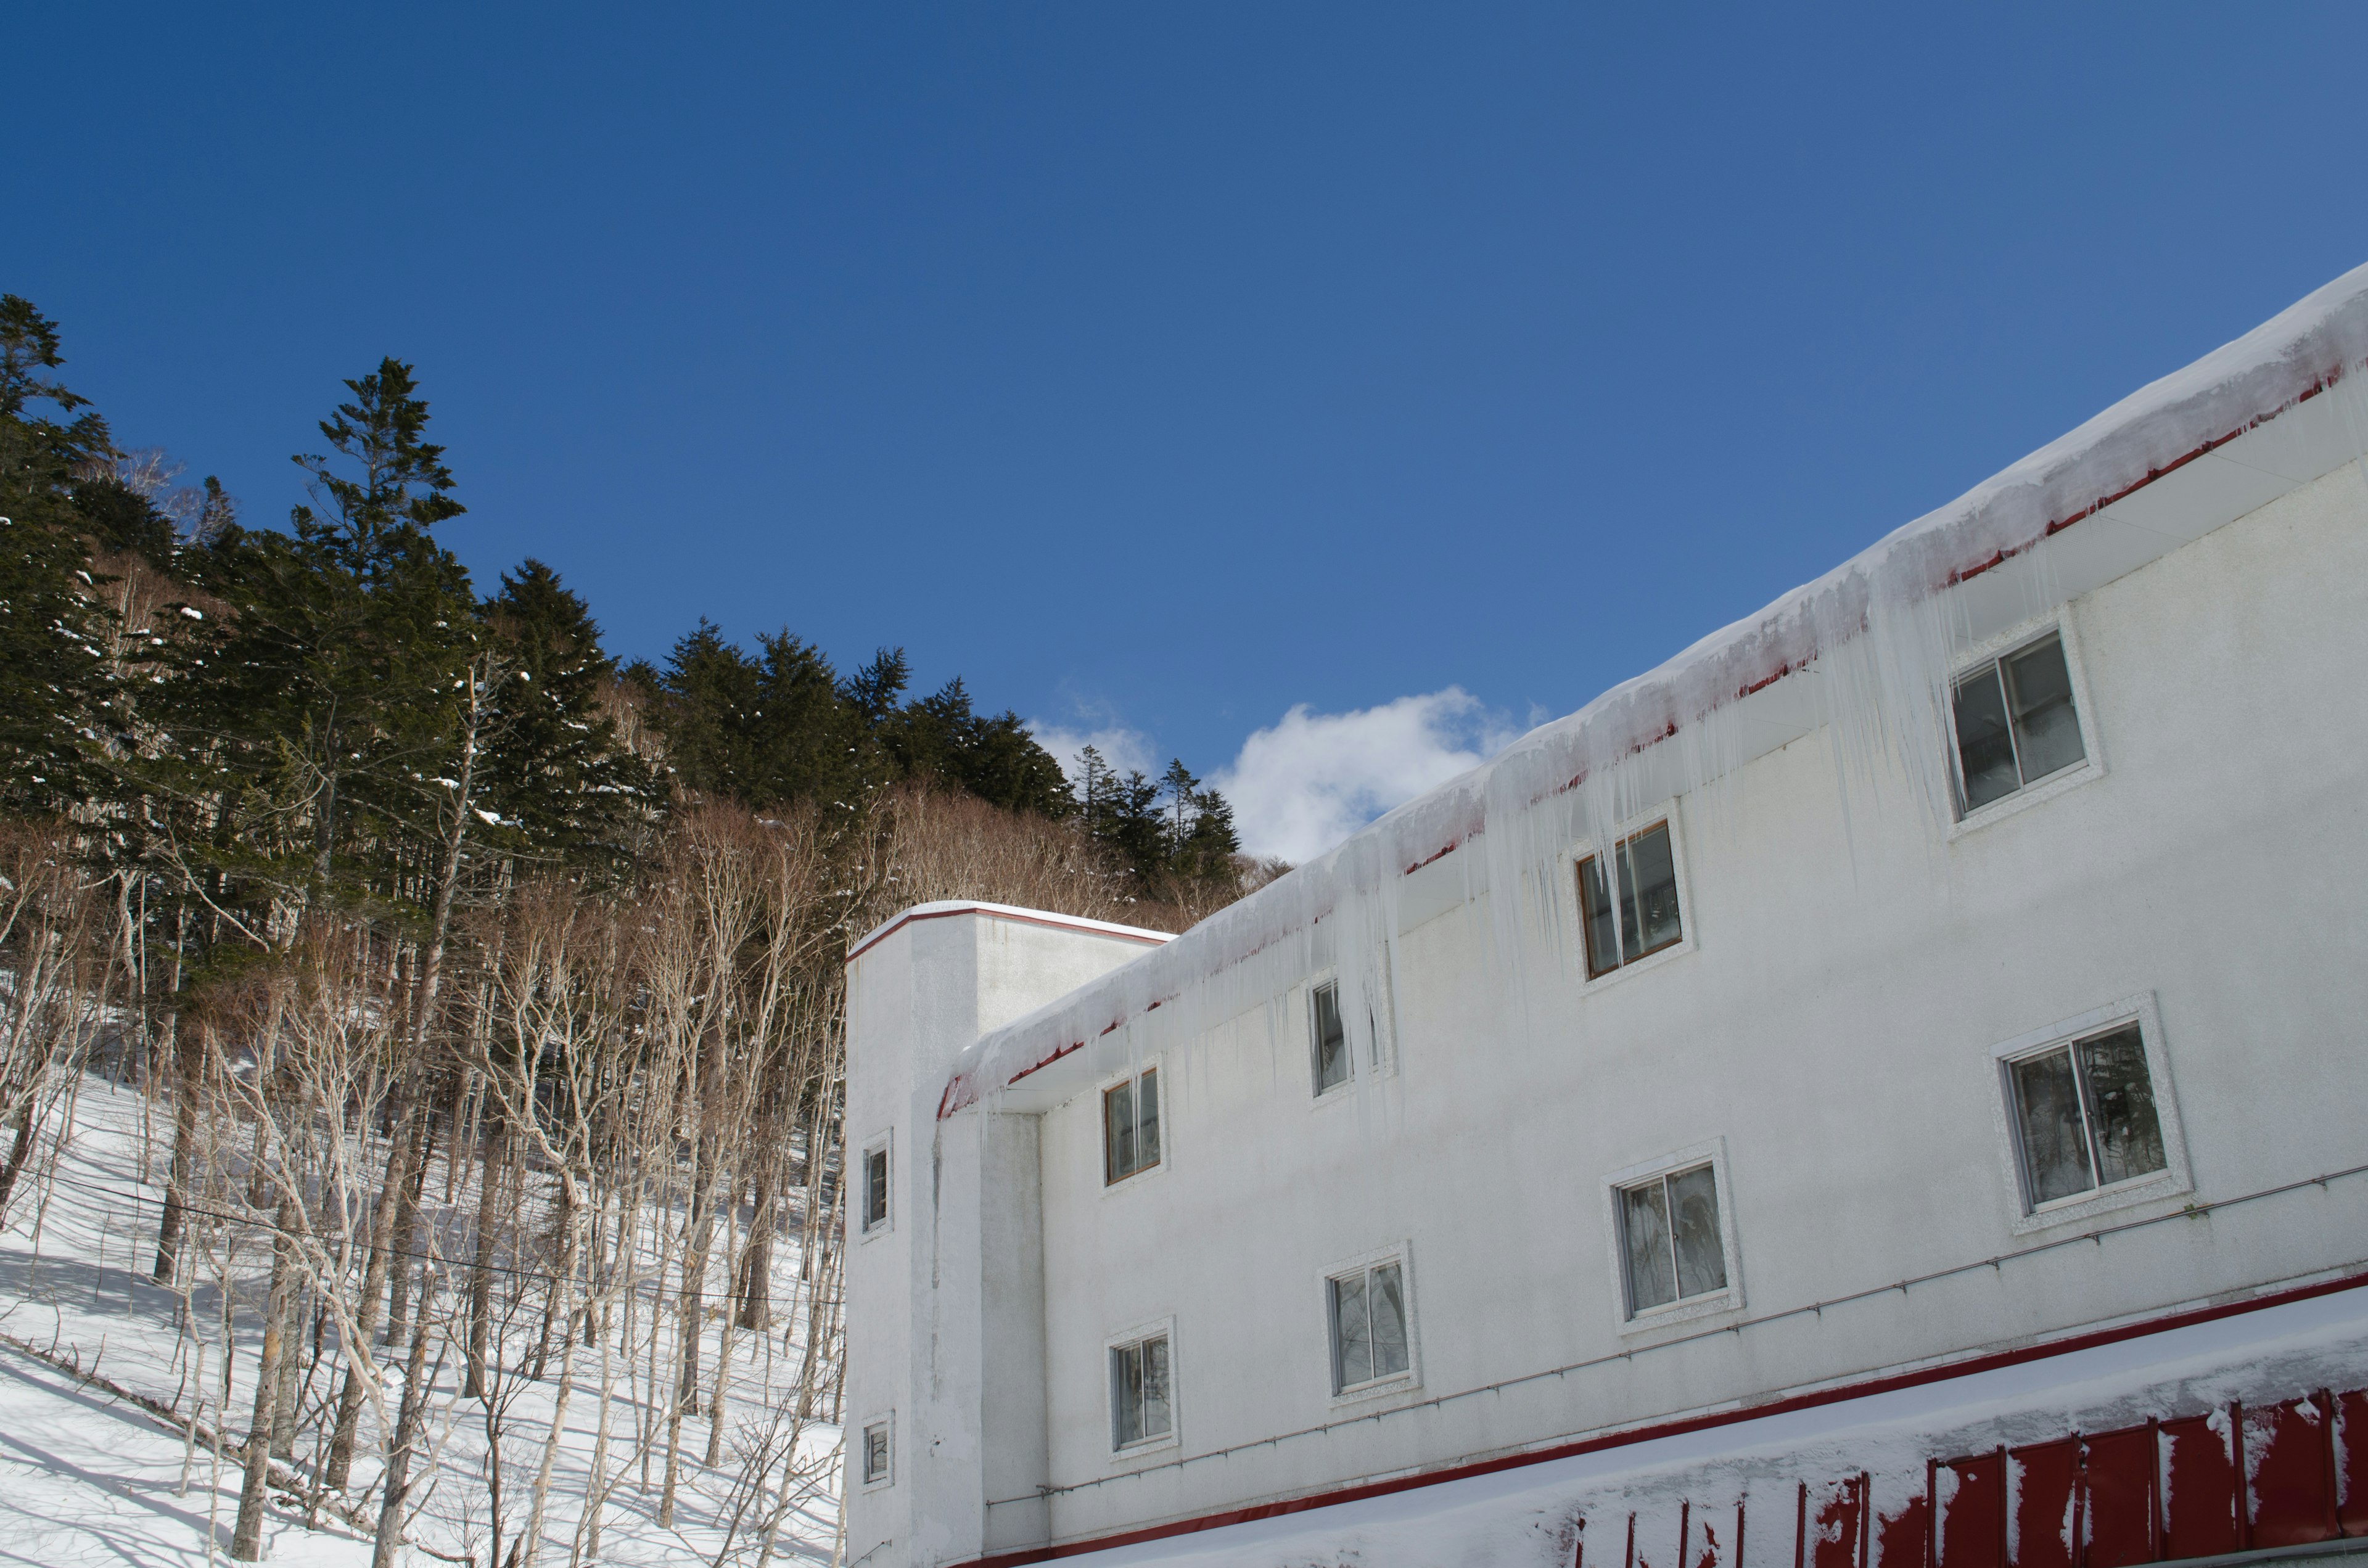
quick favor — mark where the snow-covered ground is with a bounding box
[0,1071,842,1566]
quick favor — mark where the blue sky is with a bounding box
[9,6,2366,858]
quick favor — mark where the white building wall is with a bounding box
[841,907,1169,1567]
[1009,456,2368,1546]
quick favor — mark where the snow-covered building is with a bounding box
[840,265,2368,1568]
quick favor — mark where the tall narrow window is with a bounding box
[1102,1066,1161,1184]
[1617,1164,1727,1316]
[861,1416,892,1486]
[1310,980,1350,1094]
[1577,821,1684,979]
[2007,1024,2167,1209]
[1109,1332,1173,1448]
[860,1134,890,1236]
[1328,1259,1411,1392]
[1952,631,2086,814]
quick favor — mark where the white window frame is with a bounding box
[1103,1315,1181,1461]
[857,1410,894,1490]
[1561,802,1698,993]
[1601,1138,1744,1334]
[1946,612,2106,840]
[1319,1241,1421,1406]
[858,1129,893,1241]
[1306,952,1399,1105]
[1987,993,2190,1236]
[1097,1056,1167,1194]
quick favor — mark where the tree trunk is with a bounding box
[231,1199,298,1561]
[371,1270,438,1568]
[151,1014,200,1284]
[324,1083,425,1487]
[384,1104,435,1348]
[464,1113,504,1399]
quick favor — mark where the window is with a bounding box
[2007,1024,2168,1209]
[1577,821,1683,979]
[860,1415,892,1487]
[860,1133,890,1236]
[1102,1066,1161,1184]
[1109,1332,1173,1449]
[1311,980,1350,1094]
[1952,631,2086,815]
[1617,1164,1727,1316]
[1327,1260,1411,1393]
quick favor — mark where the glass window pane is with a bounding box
[1330,1271,1371,1389]
[864,1147,887,1229]
[1621,1180,1678,1313]
[1112,1342,1142,1446]
[1140,1336,1172,1438]
[1619,826,1683,958]
[1579,855,1620,976]
[1953,664,2020,811]
[2012,1048,2096,1204]
[1369,1263,1410,1378]
[2005,636,2085,784]
[865,1422,889,1482]
[1103,1079,1133,1183]
[2076,1027,2166,1186]
[1667,1165,1728,1299]
[1135,1068,1160,1172]
[1312,982,1350,1092]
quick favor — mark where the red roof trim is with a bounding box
[947,1268,2368,1568]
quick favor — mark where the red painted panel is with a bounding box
[2008,1438,2080,1568]
[1696,1509,1733,1568]
[1939,1454,2008,1568]
[2081,1426,2158,1568]
[1810,1480,1864,1568]
[2336,1390,2368,1537]
[2246,1397,2337,1547]
[1873,1492,1928,1568]
[2159,1414,2240,1559]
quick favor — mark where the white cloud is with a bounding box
[1214,689,1516,864]
[1028,720,1159,787]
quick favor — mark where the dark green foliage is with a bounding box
[70,475,177,565]
[881,676,1074,817]
[482,559,660,868]
[0,296,113,818]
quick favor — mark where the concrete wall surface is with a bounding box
[843,455,2368,1566]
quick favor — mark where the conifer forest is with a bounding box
[0,294,1264,1564]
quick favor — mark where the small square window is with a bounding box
[860,1416,892,1487]
[860,1135,890,1236]
[1109,1332,1173,1450]
[1577,821,1684,979]
[1102,1066,1161,1185]
[2006,1023,2168,1210]
[1310,980,1350,1094]
[1327,1260,1411,1394]
[1952,631,2086,815]
[1616,1163,1727,1316]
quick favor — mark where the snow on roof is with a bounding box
[942,260,2368,1121]
[845,900,1172,964]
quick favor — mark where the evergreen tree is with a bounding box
[173,358,483,914]
[0,296,113,819]
[480,558,659,870]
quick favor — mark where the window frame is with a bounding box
[1600,1139,1744,1334]
[1103,1315,1180,1460]
[1318,1241,1421,1406]
[1988,994,2190,1236]
[1946,615,2105,837]
[1563,805,1697,991]
[857,1411,894,1490]
[1306,953,1399,1104]
[857,1129,892,1241]
[1099,1060,1165,1189]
